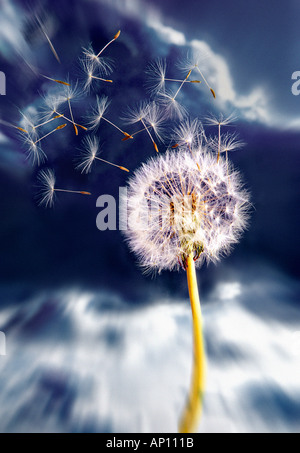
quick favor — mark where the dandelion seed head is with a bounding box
[123,146,250,273]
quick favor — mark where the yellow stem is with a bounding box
[179,253,206,433]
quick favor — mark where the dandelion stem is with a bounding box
[43,31,61,63]
[68,98,78,135]
[179,254,205,433]
[173,70,192,101]
[217,123,221,162]
[34,124,67,144]
[54,189,91,195]
[140,118,159,152]
[131,126,152,137]
[91,75,113,83]
[95,156,129,172]
[103,117,129,136]
[165,78,201,84]
[41,75,70,86]
[34,115,62,130]
[195,66,216,98]
[96,30,121,57]
[55,112,87,130]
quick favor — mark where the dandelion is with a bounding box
[37,169,91,208]
[87,96,132,140]
[82,30,120,71]
[76,136,129,174]
[123,145,250,432]
[179,51,216,98]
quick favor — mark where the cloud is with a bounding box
[100,0,294,129]
[0,265,299,433]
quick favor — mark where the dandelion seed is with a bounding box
[0,119,28,135]
[41,74,70,86]
[179,51,216,98]
[143,102,166,143]
[37,169,91,208]
[35,14,61,63]
[146,59,201,96]
[96,29,121,58]
[17,110,40,138]
[60,83,82,135]
[123,102,160,151]
[41,94,86,131]
[145,59,167,94]
[210,132,245,178]
[80,60,113,92]
[87,96,133,139]
[205,113,236,161]
[76,136,129,174]
[81,30,120,72]
[172,118,205,151]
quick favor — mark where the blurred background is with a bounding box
[0,0,299,433]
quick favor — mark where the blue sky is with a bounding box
[0,0,299,433]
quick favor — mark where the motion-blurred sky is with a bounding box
[0,0,299,433]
